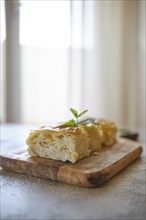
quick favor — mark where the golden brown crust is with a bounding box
[26,118,117,163]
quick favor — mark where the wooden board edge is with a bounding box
[57,146,143,188]
[0,156,60,181]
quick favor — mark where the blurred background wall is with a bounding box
[0,0,145,130]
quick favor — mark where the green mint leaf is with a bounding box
[63,119,76,126]
[55,108,89,128]
[77,118,95,126]
[78,109,88,118]
[70,108,78,118]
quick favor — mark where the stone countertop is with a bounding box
[0,124,146,220]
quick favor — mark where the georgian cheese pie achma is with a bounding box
[26,118,117,163]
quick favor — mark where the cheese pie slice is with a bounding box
[26,119,117,163]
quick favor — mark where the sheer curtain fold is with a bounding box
[78,0,145,129]
[5,0,21,123]
[1,0,145,130]
[0,0,6,122]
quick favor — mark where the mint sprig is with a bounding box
[56,108,88,128]
[70,108,88,123]
[63,119,76,127]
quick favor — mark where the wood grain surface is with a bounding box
[0,138,143,187]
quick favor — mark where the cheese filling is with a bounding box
[26,120,117,163]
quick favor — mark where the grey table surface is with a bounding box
[0,124,146,220]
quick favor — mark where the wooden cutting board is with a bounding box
[0,138,143,188]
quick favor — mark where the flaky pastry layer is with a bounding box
[26,119,117,163]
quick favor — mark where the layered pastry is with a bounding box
[26,118,117,163]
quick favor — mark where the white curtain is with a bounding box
[0,0,6,122]
[1,0,145,130]
[71,0,145,129]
